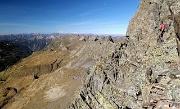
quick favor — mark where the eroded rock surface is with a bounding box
[70,0,180,108]
[0,35,117,109]
[0,0,180,108]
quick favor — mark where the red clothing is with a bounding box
[161,24,165,31]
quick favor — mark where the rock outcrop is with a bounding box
[70,0,180,109]
[70,36,180,109]
[0,35,117,109]
[126,0,180,41]
[0,0,180,108]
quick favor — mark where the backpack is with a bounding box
[164,24,169,32]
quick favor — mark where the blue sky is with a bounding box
[0,0,140,35]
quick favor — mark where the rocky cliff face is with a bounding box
[70,0,180,109]
[126,0,180,41]
[0,0,180,109]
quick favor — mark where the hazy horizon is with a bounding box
[0,32,126,37]
[0,0,140,35]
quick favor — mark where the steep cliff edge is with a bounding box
[126,0,180,40]
[70,0,180,109]
[0,0,180,108]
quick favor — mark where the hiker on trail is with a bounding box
[159,21,165,42]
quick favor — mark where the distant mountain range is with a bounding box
[0,33,125,52]
[0,33,61,51]
[0,0,180,108]
[0,33,125,40]
[0,33,122,72]
[0,33,55,72]
[0,33,59,40]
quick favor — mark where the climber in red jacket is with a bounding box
[159,21,165,42]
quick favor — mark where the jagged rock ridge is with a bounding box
[0,0,180,108]
[0,35,118,109]
[70,0,180,109]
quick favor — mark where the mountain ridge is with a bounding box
[70,0,180,108]
[0,0,180,108]
[0,35,119,109]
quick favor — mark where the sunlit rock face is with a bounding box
[126,0,180,41]
[70,0,180,109]
[0,0,180,108]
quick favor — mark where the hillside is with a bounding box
[0,34,56,52]
[0,35,118,109]
[13,37,52,52]
[0,36,52,72]
[0,0,180,109]
[0,41,32,72]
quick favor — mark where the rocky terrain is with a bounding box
[0,0,180,109]
[0,35,117,109]
[70,0,180,109]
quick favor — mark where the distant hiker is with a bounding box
[158,21,165,42]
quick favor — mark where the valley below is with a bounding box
[0,0,180,109]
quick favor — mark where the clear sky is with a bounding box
[0,0,140,35]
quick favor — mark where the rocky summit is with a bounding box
[0,0,180,109]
